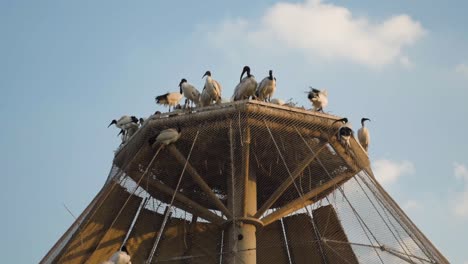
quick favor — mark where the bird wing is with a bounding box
[257,77,268,94]
[358,127,370,145]
[214,79,223,93]
[309,87,321,94]
[156,129,179,144]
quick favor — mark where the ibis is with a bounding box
[155,91,183,112]
[307,87,328,112]
[357,118,371,152]
[108,116,138,129]
[179,78,200,108]
[333,118,353,150]
[200,71,222,107]
[232,66,257,101]
[256,70,276,102]
[149,127,182,147]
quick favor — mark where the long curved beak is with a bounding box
[240,68,247,82]
[202,72,208,78]
[117,129,124,137]
[333,118,347,124]
[107,121,114,128]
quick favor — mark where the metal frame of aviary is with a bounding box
[41,100,449,264]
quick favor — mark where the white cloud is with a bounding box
[453,163,468,218]
[203,0,426,68]
[402,200,422,211]
[455,63,468,78]
[373,159,415,185]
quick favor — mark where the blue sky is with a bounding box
[1,0,468,263]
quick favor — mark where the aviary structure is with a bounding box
[41,100,449,264]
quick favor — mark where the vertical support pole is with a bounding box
[225,118,257,264]
[241,125,257,263]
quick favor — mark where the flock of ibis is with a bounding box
[108,65,371,153]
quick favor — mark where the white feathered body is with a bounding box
[155,128,181,145]
[338,123,353,149]
[358,126,370,151]
[181,82,201,106]
[124,123,139,141]
[257,77,276,101]
[232,76,257,101]
[156,92,183,108]
[112,116,137,129]
[311,90,328,111]
[200,76,222,106]
[100,251,131,264]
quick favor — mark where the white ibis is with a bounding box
[155,91,183,112]
[139,117,146,127]
[232,66,257,101]
[149,127,182,147]
[179,78,200,108]
[333,118,353,150]
[357,118,371,152]
[108,116,138,129]
[102,245,132,264]
[200,71,222,107]
[307,87,328,112]
[256,70,276,102]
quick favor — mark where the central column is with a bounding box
[225,121,257,264]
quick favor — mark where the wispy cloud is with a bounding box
[373,159,415,185]
[453,162,468,218]
[403,200,422,211]
[202,0,426,68]
[455,63,468,78]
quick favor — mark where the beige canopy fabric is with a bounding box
[55,185,141,264]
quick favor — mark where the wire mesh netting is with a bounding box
[41,101,448,264]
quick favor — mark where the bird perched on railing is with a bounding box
[155,90,183,112]
[232,66,258,101]
[307,87,328,112]
[179,78,200,109]
[149,126,182,147]
[101,245,132,264]
[333,118,353,150]
[358,118,371,152]
[200,71,222,107]
[256,70,276,102]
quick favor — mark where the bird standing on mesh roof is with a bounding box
[149,126,182,147]
[256,70,276,102]
[200,71,222,107]
[333,118,353,150]
[155,90,183,112]
[108,116,139,142]
[101,245,132,264]
[358,118,371,152]
[232,66,258,101]
[307,87,328,112]
[118,122,139,143]
[179,78,200,109]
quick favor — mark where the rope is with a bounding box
[353,175,417,263]
[263,119,329,263]
[294,126,386,264]
[86,144,165,263]
[358,172,437,263]
[146,129,200,263]
[324,239,435,263]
